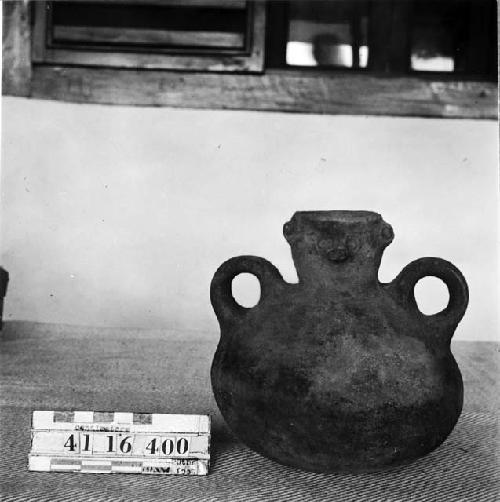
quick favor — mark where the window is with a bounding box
[33,1,266,71]
[268,0,496,78]
[410,0,496,75]
[285,2,369,69]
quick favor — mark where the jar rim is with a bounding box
[292,210,382,224]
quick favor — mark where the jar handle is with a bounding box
[390,257,469,340]
[210,255,285,327]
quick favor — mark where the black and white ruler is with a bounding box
[28,411,210,475]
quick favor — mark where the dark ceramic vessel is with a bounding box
[210,211,468,473]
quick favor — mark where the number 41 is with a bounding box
[63,433,92,453]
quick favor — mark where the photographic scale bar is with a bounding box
[29,455,209,475]
[29,411,210,476]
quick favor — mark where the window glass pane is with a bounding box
[411,0,496,76]
[410,1,457,72]
[286,1,368,69]
[50,1,248,50]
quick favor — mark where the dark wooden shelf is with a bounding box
[28,65,497,119]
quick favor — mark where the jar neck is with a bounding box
[284,210,393,292]
[293,255,382,292]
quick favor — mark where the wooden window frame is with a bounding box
[32,1,266,72]
[2,0,497,119]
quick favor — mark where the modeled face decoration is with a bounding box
[283,211,394,266]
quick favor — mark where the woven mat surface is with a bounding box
[1,321,499,502]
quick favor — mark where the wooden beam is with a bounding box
[460,0,496,76]
[28,66,497,119]
[367,1,393,72]
[53,26,245,48]
[265,1,288,68]
[389,1,412,73]
[2,1,32,96]
[61,0,247,8]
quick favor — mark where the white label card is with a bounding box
[29,411,210,476]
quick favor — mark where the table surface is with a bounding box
[0,321,498,502]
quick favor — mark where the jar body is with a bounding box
[211,283,463,472]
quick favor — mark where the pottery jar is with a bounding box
[210,211,468,473]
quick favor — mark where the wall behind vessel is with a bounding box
[1,97,498,340]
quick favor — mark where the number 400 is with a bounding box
[146,437,189,456]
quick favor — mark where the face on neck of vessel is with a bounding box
[283,211,394,290]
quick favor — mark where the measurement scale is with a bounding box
[28,411,210,475]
